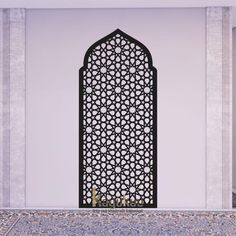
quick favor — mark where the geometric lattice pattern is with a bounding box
[79,29,157,208]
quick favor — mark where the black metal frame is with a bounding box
[79,29,157,208]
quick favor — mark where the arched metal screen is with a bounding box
[79,29,157,208]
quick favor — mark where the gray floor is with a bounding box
[1,209,236,235]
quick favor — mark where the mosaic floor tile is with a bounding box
[0,211,18,236]
[1,210,236,236]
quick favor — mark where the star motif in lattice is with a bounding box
[80,29,157,208]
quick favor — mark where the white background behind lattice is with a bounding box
[26,8,206,208]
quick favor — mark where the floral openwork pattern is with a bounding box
[79,29,157,208]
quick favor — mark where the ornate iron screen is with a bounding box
[79,29,157,208]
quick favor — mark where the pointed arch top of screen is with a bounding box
[81,29,156,71]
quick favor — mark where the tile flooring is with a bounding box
[1,209,236,235]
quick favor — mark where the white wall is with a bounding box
[233,28,236,194]
[2,0,236,9]
[26,8,206,208]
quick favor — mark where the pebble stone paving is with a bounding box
[0,210,235,235]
